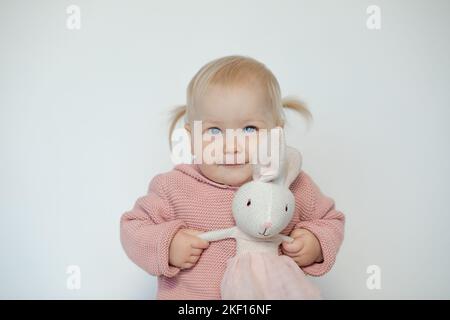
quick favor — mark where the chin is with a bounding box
[220,164,253,186]
[200,164,252,187]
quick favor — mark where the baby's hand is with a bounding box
[169,229,209,269]
[281,228,323,267]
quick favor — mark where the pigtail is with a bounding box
[168,105,187,150]
[281,97,313,127]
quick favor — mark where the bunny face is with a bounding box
[230,127,302,239]
[232,181,295,239]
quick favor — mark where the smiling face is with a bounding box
[232,182,295,238]
[185,82,278,186]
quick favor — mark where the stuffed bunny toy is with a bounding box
[198,127,321,300]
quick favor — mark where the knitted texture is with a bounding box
[120,164,345,299]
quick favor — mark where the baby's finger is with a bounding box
[191,236,210,249]
[187,255,200,264]
[286,251,304,259]
[292,254,311,267]
[282,249,297,258]
[181,262,194,269]
[281,238,304,253]
[191,248,204,256]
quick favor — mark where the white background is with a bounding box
[1,0,449,299]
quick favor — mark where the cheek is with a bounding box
[207,139,229,164]
[225,164,252,178]
[241,164,253,179]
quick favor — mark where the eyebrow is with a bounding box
[202,119,268,127]
[202,120,224,126]
[240,119,267,124]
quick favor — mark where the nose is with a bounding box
[223,133,245,164]
[262,221,272,229]
[224,139,238,154]
[224,136,243,154]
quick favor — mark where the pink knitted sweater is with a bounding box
[120,164,345,299]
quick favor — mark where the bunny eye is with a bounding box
[285,204,288,212]
[247,199,251,206]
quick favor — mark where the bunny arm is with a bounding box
[197,227,237,242]
[198,228,294,243]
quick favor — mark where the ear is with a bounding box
[184,123,191,133]
[183,123,196,164]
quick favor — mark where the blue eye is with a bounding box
[207,127,222,135]
[243,126,257,134]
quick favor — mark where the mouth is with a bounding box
[219,163,247,168]
[257,228,270,237]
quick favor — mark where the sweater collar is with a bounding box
[174,164,240,190]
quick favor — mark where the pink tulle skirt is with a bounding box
[220,252,321,300]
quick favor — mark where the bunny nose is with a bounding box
[262,222,272,229]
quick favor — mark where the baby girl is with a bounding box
[120,55,345,299]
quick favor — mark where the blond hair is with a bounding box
[168,55,312,147]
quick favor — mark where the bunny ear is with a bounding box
[251,127,283,182]
[252,164,278,182]
[270,127,287,186]
[282,146,303,188]
[252,127,302,187]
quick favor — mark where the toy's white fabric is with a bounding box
[199,127,321,299]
